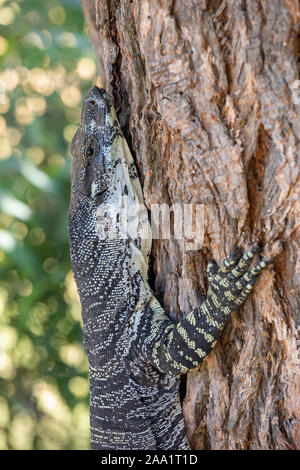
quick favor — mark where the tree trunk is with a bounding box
[81,0,300,450]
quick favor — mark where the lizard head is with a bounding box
[70,86,116,206]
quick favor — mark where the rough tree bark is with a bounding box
[81,0,300,450]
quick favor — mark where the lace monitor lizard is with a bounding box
[68,86,272,450]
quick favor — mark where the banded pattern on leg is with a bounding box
[141,245,272,375]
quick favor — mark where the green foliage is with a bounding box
[0,0,97,449]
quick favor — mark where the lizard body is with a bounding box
[69,86,270,450]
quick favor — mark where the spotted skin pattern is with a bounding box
[69,87,271,450]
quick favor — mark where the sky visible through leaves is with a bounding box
[0,0,98,449]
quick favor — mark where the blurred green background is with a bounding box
[0,0,98,449]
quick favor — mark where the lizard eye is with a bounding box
[89,100,96,106]
[84,136,97,161]
[86,147,94,157]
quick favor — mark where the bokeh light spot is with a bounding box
[0,7,15,25]
[68,377,89,398]
[17,279,33,297]
[24,32,45,50]
[11,221,28,240]
[0,69,19,92]
[43,258,58,274]
[0,397,10,427]
[76,58,96,81]
[0,325,17,350]
[14,336,38,370]
[48,153,65,169]
[0,36,8,55]
[33,381,71,423]
[48,6,66,25]
[0,230,16,252]
[0,98,10,114]
[29,68,54,96]
[29,227,46,246]
[0,351,15,379]
[7,127,22,146]
[0,136,11,159]
[0,115,6,134]
[27,95,47,116]
[9,413,34,450]
[60,86,81,108]
[16,66,29,85]
[49,65,66,90]
[56,32,76,47]
[26,10,40,26]
[26,146,45,165]
[15,98,34,126]
[27,303,49,336]
[59,344,85,368]
[63,124,78,143]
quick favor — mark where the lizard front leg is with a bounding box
[140,245,273,375]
